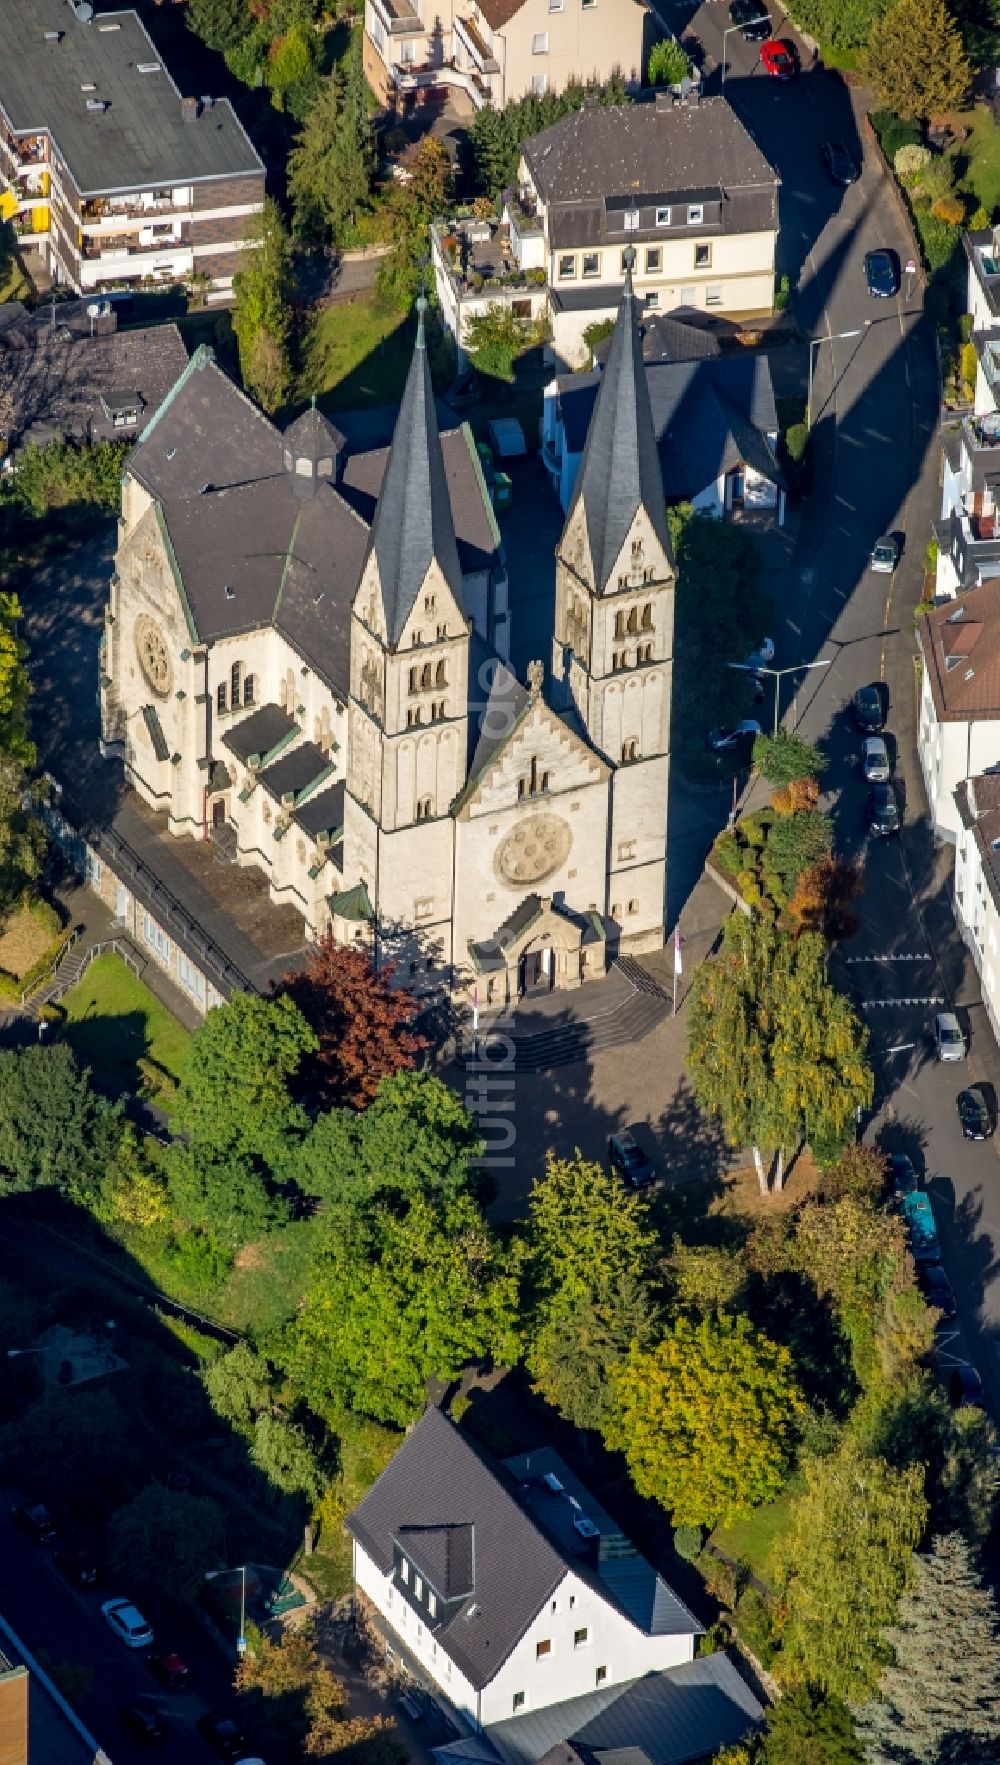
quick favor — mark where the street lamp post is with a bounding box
[721,18,769,87]
[729,659,833,737]
[807,326,869,430]
[205,1566,248,1657]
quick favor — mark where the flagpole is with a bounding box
[672,926,682,1016]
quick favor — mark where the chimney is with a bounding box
[181,96,200,123]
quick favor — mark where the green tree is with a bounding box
[865,0,971,119]
[332,27,375,235]
[173,992,315,1177]
[3,1387,142,1511]
[232,198,293,412]
[753,730,826,786]
[377,138,453,307]
[463,304,549,382]
[820,1143,887,1204]
[109,1485,225,1604]
[167,1144,289,1251]
[669,506,771,737]
[185,0,251,52]
[606,1313,803,1527]
[687,917,872,1194]
[771,1441,927,1700]
[267,22,315,111]
[853,1533,1000,1764]
[284,1191,522,1425]
[760,1686,863,1765]
[647,38,691,84]
[203,1342,274,1427]
[470,78,628,203]
[763,809,834,894]
[96,1125,169,1227]
[666,1240,747,1315]
[301,1072,481,1210]
[288,72,343,244]
[251,1413,326,1500]
[0,1043,120,1199]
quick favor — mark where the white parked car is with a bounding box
[101,1597,154,1649]
[933,1012,965,1063]
[861,736,890,783]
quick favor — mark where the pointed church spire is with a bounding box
[364,296,464,643]
[563,249,673,592]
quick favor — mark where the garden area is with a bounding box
[59,951,190,1107]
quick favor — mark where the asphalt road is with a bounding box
[0,1499,245,1765]
[666,2,1000,1399]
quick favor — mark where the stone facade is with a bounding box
[101,283,672,1007]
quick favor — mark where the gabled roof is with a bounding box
[918,581,1000,721]
[460,1656,764,1765]
[396,1523,476,1599]
[555,353,781,501]
[594,310,721,369]
[563,264,673,591]
[347,1409,700,1694]
[363,300,465,643]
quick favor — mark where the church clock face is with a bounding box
[133,614,173,697]
[494,812,572,887]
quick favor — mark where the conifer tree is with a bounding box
[853,1533,1000,1764]
[865,0,971,120]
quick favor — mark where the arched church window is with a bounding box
[231,661,242,705]
[244,674,256,707]
[615,610,625,640]
[641,603,653,629]
[626,606,639,635]
[217,681,227,714]
[435,660,447,687]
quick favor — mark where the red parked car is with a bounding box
[761,37,798,77]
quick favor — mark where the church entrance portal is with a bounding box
[519,944,554,995]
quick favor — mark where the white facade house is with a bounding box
[954,772,1000,1042]
[916,584,1000,843]
[347,1409,701,1732]
[432,92,779,370]
[541,333,784,523]
[937,231,1000,598]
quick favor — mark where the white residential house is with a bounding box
[432,91,779,369]
[937,230,1000,598]
[916,583,1000,843]
[346,1408,703,1731]
[954,772,1000,1043]
[541,320,785,522]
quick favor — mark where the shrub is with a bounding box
[785,421,809,464]
[970,205,991,232]
[960,340,978,391]
[894,142,930,180]
[740,813,770,849]
[733,1585,779,1668]
[647,37,691,85]
[673,1524,704,1561]
[932,195,966,226]
[919,211,962,271]
[916,154,956,203]
[959,312,974,343]
[712,831,744,877]
[774,273,791,312]
[925,537,938,569]
[871,111,921,160]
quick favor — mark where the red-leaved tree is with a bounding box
[281,936,427,1111]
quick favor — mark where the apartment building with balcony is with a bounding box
[432,91,779,367]
[362,0,647,112]
[936,230,1000,596]
[0,0,264,298]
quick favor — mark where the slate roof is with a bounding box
[523,99,777,245]
[564,267,674,591]
[363,300,465,643]
[918,580,1000,721]
[0,0,262,198]
[346,1408,699,1694]
[396,1523,476,1599]
[0,304,188,447]
[594,311,721,368]
[292,778,346,840]
[222,703,297,765]
[455,1656,764,1765]
[555,353,781,502]
[260,741,333,804]
[126,345,496,697]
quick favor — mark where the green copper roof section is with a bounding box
[328,881,373,922]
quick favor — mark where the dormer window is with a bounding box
[414,1574,424,1600]
[399,1558,410,1584]
[428,1591,438,1618]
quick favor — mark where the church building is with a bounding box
[101,264,674,1006]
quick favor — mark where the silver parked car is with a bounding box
[933,1011,966,1063]
[861,736,890,783]
[870,536,901,574]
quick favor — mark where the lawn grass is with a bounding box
[296,294,414,411]
[956,105,1000,217]
[61,952,191,1100]
[0,903,57,978]
[710,1478,802,1584]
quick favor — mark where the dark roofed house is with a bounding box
[542,340,784,525]
[347,1408,721,1736]
[0,301,188,450]
[916,580,1000,844]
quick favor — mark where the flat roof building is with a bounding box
[0,0,264,298]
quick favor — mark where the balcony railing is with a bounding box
[82,195,180,223]
[454,13,499,72]
[82,229,189,261]
[964,414,1000,452]
[371,0,424,34]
